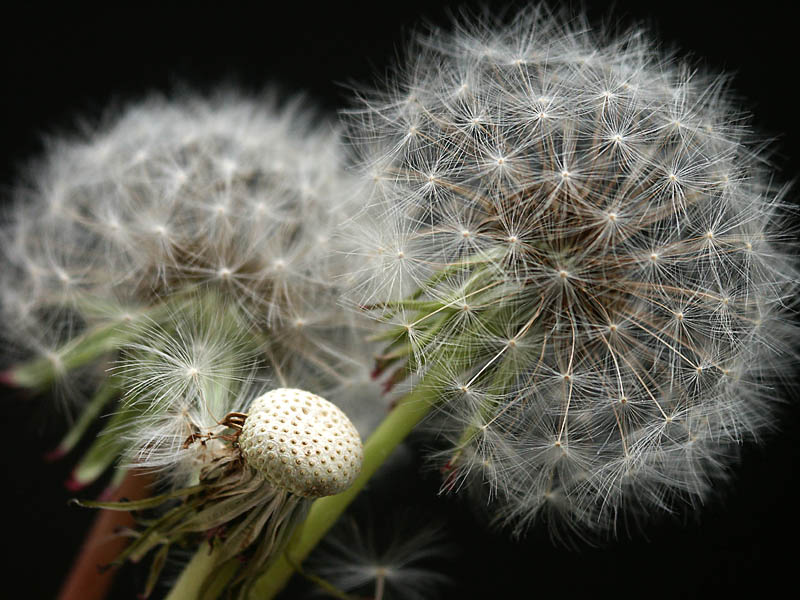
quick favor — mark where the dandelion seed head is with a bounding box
[344,6,799,539]
[1,90,368,375]
[1,89,387,432]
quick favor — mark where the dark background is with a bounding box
[2,1,798,598]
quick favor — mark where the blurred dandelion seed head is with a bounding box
[0,90,376,407]
[0,90,387,505]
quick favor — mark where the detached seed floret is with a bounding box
[239,388,364,498]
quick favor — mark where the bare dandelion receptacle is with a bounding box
[239,388,364,498]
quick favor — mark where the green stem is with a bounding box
[247,379,440,599]
[164,541,224,600]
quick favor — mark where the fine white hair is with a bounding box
[0,89,387,481]
[342,6,798,539]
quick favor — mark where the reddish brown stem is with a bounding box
[58,469,153,600]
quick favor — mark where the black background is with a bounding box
[1,1,798,598]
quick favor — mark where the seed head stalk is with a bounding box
[163,542,230,600]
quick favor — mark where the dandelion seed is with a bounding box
[308,513,453,600]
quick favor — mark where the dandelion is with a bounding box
[0,90,384,597]
[1,89,357,375]
[82,381,364,599]
[253,7,797,596]
[0,89,380,483]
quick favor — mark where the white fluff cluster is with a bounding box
[1,91,364,391]
[344,8,798,537]
[112,295,259,479]
[0,92,387,595]
[0,91,385,484]
[307,515,452,600]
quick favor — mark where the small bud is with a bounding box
[239,388,364,498]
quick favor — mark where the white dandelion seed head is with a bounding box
[0,90,388,497]
[0,89,368,386]
[343,6,799,538]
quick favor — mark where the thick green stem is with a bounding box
[164,542,225,600]
[247,380,440,599]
